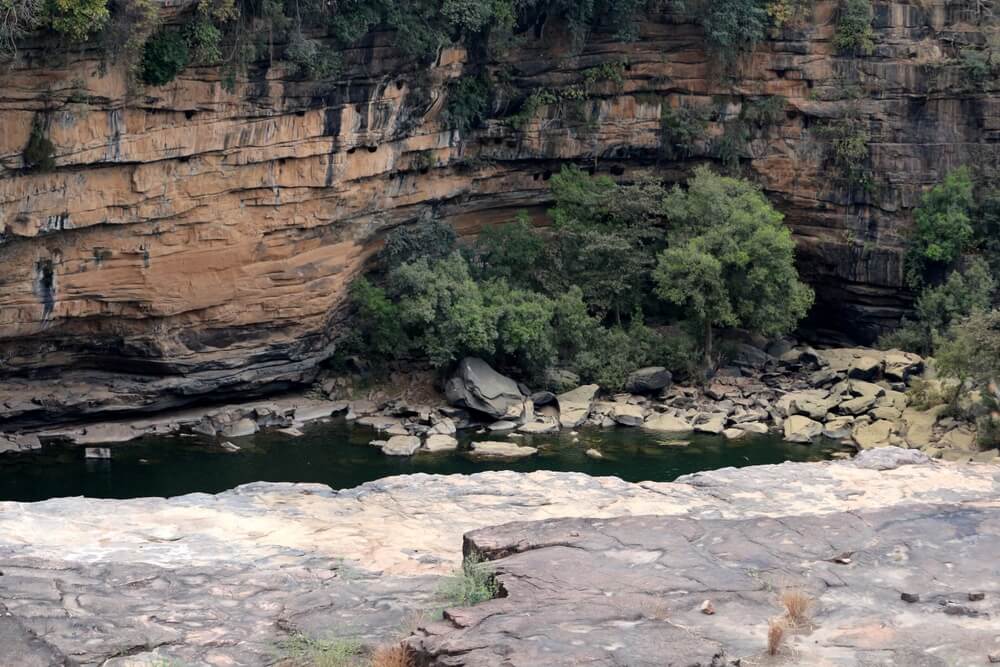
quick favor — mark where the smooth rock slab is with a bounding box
[409,503,1000,666]
[468,441,538,459]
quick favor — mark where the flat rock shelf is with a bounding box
[0,450,998,665]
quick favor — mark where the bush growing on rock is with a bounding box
[141,27,190,85]
[833,0,874,55]
[380,218,457,271]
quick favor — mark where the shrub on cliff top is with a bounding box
[834,0,875,55]
[45,0,109,41]
[140,27,189,85]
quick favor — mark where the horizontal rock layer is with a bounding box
[0,454,998,664]
[1,1,998,425]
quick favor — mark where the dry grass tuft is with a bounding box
[779,588,812,627]
[767,617,786,656]
[370,643,411,667]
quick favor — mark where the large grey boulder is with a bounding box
[623,367,672,394]
[557,385,600,428]
[784,415,823,443]
[445,358,524,420]
[381,435,422,456]
[728,343,773,369]
[468,441,538,459]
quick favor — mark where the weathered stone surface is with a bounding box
[903,406,945,448]
[0,2,991,426]
[517,419,559,434]
[642,412,691,433]
[0,458,998,665]
[610,403,645,426]
[853,419,896,449]
[444,358,524,420]
[783,415,823,443]
[556,385,599,428]
[423,434,459,452]
[381,435,422,456]
[412,502,1000,666]
[467,441,537,459]
[623,367,672,394]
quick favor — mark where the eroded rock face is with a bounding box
[1,2,998,425]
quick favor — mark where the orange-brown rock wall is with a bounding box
[1,1,997,425]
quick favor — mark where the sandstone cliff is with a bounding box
[1,1,997,425]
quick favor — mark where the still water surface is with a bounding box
[0,419,846,502]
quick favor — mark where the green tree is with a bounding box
[1,0,42,58]
[45,0,108,40]
[388,252,497,366]
[937,309,1000,387]
[472,211,546,289]
[546,166,667,321]
[881,258,996,355]
[348,277,407,360]
[141,28,189,86]
[653,166,814,365]
[905,166,975,287]
[380,218,457,270]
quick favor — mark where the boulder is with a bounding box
[792,396,840,421]
[468,441,538,459]
[611,404,645,426]
[445,358,524,420]
[765,338,795,358]
[883,351,924,382]
[876,389,908,411]
[777,390,828,417]
[530,391,557,407]
[381,435,422,456]
[585,448,604,460]
[902,406,944,448]
[852,420,895,449]
[940,427,977,451]
[871,406,901,422]
[849,380,885,398]
[808,368,842,387]
[722,428,746,440]
[543,369,581,393]
[643,413,692,433]
[423,434,459,452]
[518,419,560,435]
[853,447,931,470]
[557,385,600,428]
[487,420,518,432]
[220,418,258,438]
[784,415,823,443]
[729,343,773,369]
[740,421,769,434]
[823,416,855,440]
[848,356,883,381]
[427,417,457,436]
[624,367,673,394]
[839,394,879,416]
[694,414,727,435]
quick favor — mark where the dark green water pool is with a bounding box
[0,419,846,502]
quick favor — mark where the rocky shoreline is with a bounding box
[0,450,998,665]
[6,343,994,466]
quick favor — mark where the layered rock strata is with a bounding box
[0,452,998,664]
[1,1,998,425]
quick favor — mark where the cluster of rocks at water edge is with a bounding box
[4,342,993,463]
[350,345,993,462]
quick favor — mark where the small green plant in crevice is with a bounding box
[140,27,190,86]
[741,95,786,128]
[581,60,627,91]
[815,112,872,192]
[659,105,707,160]
[23,116,55,172]
[443,73,492,132]
[833,0,875,55]
[436,554,500,607]
[277,633,364,667]
[713,119,751,173]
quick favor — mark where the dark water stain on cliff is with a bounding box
[0,420,845,502]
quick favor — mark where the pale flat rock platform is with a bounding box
[0,451,997,665]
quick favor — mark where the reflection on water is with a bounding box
[0,419,847,502]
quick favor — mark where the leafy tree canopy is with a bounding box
[654,165,814,362]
